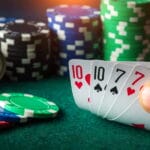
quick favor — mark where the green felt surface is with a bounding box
[0,77,150,150]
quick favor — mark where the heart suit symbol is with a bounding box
[75,81,83,89]
[127,87,135,96]
[85,74,91,86]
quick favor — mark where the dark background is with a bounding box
[0,0,100,20]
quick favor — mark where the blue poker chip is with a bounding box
[58,39,101,48]
[0,106,28,123]
[58,51,94,65]
[48,23,101,38]
[0,18,16,30]
[0,17,16,23]
[46,5,102,76]
[57,64,69,76]
[47,5,100,24]
[0,17,8,23]
[47,20,101,34]
[0,17,16,30]
[55,32,88,41]
[57,40,100,48]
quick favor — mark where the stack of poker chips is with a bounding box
[0,17,16,80]
[0,19,51,81]
[100,0,150,61]
[47,5,102,76]
[0,51,6,79]
[0,93,59,128]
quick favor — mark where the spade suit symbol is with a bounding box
[94,84,102,92]
[110,86,118,95]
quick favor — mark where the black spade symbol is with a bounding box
[110,86,118,95]
[94,84,102,92]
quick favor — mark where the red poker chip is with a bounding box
[0,121,13,128]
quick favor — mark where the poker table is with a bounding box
[0,76,150,149]
[1,0,150,149]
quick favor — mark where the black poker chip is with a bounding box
[3,50,50,59]
[0,19,51,81]
[1,38,50,50]
[5,56,50,64]
[5,71,45,81]
[5,65,49,81]
[0,19,50,43]
[0,52,6,79]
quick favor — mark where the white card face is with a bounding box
[106,65,150,120]
[89,60,115,115]
[111,97,150,130]
[69,59,92,111]
[98,63,135,118]
[137,62,150,68]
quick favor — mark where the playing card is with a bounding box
[89,60,116,115]
[98,63,135,117]
[105,65,150,120]
[110,96,150,130]
[69,59,92,111]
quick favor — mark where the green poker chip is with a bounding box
[0,93,59,118]
[104,35,148,46]
[101,0,150,61]
[101,1,150,20]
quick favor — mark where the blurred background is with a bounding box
[0,0,100,20]
[0,0,102,79]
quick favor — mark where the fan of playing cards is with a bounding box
[69,59,150,130]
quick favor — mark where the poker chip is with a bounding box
[0,121,14,128]
[0,17,17,30]
[0,17,8,23]
[0,52,6,79]
[101,0,150,61]
[46,5,102,76]
[0,19,49,42]
[0,17,16,23]
[0,93,59,118]
[0,106,28,123]
[0,19,51,81]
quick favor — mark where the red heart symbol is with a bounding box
[75,81,83,89]
[85,74,91,86]
[127,87,135,96]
